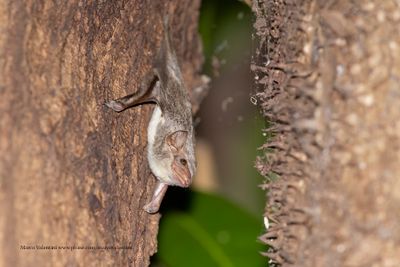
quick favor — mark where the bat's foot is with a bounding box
[104,100,125,112]
[143,202,160,214]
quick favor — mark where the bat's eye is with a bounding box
[180,158,187,166]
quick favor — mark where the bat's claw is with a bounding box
[104,100,125,112]
[143,202,159,214]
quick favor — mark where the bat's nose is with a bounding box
[182,177,191,187]
[179,178,190,187]
[172,162,191,187]
[176,172,191,188]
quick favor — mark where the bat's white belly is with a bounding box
[147,106,171,181]
[147,106,162,146]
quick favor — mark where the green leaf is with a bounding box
[157,191,266,267]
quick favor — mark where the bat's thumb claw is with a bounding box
[104,100,125,112]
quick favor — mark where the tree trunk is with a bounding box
[254,0,400,266]
[0,1,203,266]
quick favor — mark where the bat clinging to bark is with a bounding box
[105,18,196,214]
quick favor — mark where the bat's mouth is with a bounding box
[171,163,191,187]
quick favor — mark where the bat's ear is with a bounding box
[166,131,188,152]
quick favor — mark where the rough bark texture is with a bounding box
[254,0,400,266]
[0,1,203,266]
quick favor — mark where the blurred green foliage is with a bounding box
[199,0,265,216]
[199,0,252,74]
[157,191,265,267]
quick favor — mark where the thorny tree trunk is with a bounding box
[254,1,400,266]
[0,1,203,266]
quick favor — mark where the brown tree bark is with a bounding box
[254,0,400,266]
[0,1,203,266]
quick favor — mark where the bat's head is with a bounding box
[164,130,196,187]
[147,106,196,187]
